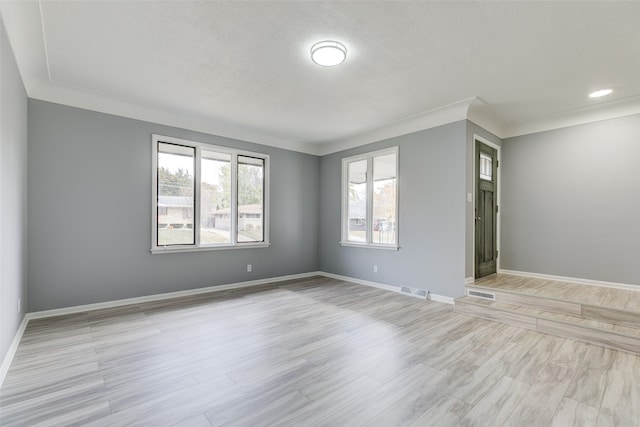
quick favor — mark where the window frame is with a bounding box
[340,146,399,250]
[151,134,270,253]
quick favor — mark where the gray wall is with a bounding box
[1,19,29,367]
[318,121,468,298]
[28,100,319,311]
[501,114,640,285]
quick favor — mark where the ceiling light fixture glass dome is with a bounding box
[589,89,613,98]
[311,41,347,67]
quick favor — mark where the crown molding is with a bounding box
[467,97,508,138]
[502,96,640,139]
[29,81,322,155]
[0,0,48,93]
[316,98,476,156]
[22,80,640,158]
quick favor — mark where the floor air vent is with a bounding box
[400,286,429,300]
[467,289,496,301]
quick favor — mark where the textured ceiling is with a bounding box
[1,1,639,154]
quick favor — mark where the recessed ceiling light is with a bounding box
[310,41,347,67]
[589,89,613,98]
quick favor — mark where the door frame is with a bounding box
[472,134,501,280]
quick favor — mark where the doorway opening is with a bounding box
[474,137,500,279]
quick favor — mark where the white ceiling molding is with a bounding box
[0,0,49,93]
[317,98,476,156]
[467,98,508,139]
[502,96,640,139]
[28,81,320,155]
[25,76,640,156]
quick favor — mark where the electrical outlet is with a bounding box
[373,265,378,273]
[17,298,21,313]
[247,264,252,272]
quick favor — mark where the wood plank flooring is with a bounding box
[458,274,640,354]
[2,276,640,426]
[472,274,640,313]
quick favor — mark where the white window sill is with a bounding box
[339,242,399,251]
[151,242,270,254]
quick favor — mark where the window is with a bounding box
[479,153,493,181]
[152,135,269,253]
[341,147,398,249]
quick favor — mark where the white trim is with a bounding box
[467,98,507,140]
[27,272,322,320]
[24,80,640,156]
[502,96,640,139]
[429,293,456,305]
[230,152,238,244]
[318,98,475,156]
[318,272,454,305]
[320,272,399,293]
[499,269,640,293]
[472,135,501,276]
[151,242,271,254]
[338,242,399,251]
[465,277,475,285]
[0,315,29,389]
[18,270,459,321]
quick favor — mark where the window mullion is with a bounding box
[263,157,269,243]
[194,146,201,247]
[341,160,347,242]
[366,156,374,244]
[231,153,238,245]
[152,142,159,248]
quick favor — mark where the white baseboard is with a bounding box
[465,277,475,285]
[319,272,400,292]
[0,314,29,389]
[318,272,455,305]
[499,269,640,292]
[28,271,322,320]
[26,271,455,321]
[429,293,456,305]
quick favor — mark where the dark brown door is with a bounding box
[475,141,498,278]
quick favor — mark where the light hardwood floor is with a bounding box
[1,276,639,426]
[458,274,640,354]
[472,274,640,313]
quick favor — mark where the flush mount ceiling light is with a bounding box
[589,89,613,98]
[311,41,347,67]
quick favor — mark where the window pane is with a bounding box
[157,143,195,245]
[372,153,397,244]
[347,159,367,242]
[237,156,264,242]
[201,151,232,244]
[480,153,492,181]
